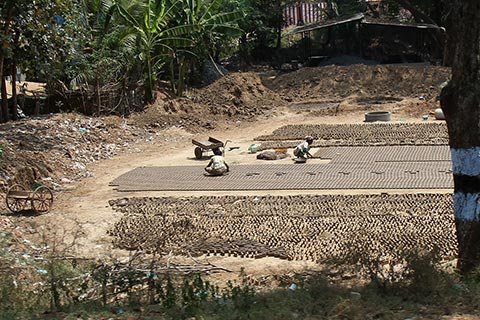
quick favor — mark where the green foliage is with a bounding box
[327,238,456,302]
[1,0,245,116]
[169,0,242,94]
[0,232,49,318]
[2,243,480,320]
[0,0,80,121]
[163,275,177,308]
[1,0,77,79]
[231,0,283,63]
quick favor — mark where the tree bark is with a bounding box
[11,63,17,120]
[1,77,8,122]
[275,0,282,49]
[11,28,20,120]
[440,1,480,274]
[96,78,101,115]
[0,58,4,123]
[0,6,15,122]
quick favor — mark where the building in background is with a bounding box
[284,1,329,26]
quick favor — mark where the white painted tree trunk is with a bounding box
[441,1,480,273]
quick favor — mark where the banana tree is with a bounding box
[172,0,242,94]
[115,0,195,103]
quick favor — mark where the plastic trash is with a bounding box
[434,108,445,120]
[248,144,259,153]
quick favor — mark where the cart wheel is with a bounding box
[6,184,28,213]
[31,186,54,213]
[194,147,203,159]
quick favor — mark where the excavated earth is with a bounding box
[1,63,457,294]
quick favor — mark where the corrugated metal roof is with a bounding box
[362,18,444,30]
[285,13,444,35]
[285,13,364,35]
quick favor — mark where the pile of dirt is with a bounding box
[0,114,157,206]
[190,72,285,115]
[265,64,450,103]
[134,72,286,130]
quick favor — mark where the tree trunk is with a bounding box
[1,76,8,122]
[177,57,187,96]
[440,1,480,274]
[275,0,282,49]
[11,29,20,120]
[0,7,15,123]
[11,63,18,120]
[96,78,101,115]
[0,57,4,123]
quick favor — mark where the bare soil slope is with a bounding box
[133,72,286,131]
[266,64,450,102]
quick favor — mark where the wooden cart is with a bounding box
[5,184,54,213]
[191,137,229,159]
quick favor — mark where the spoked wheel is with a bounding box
[6,184,28,213]
[31,186,54,213]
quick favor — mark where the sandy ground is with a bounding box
[40,104,451,281]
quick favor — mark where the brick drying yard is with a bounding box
[1,63,455,280]
[105,121,456,268]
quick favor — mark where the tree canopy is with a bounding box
[0,0,453,120]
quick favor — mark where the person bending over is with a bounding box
[205,148,229,176]
[293,136,314,161]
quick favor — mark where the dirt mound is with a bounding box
[191,72,285,114]
[134,72,286,131]
[266,64,450,103]
[0,114,156,207]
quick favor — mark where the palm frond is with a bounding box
[155,36,194,49]
[70,71,93,89]
[158,24,198,37]
[200,0,224,21]
[116,0,141,28]
[204,11,243,26]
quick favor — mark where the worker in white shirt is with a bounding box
[205,148,230,175]
[293,136,314,162]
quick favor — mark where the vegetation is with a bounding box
[2,0,480,316]
[2,229,480,319]
[0,0,77,121]
[0,0,243,118]
[0,0,450,120]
